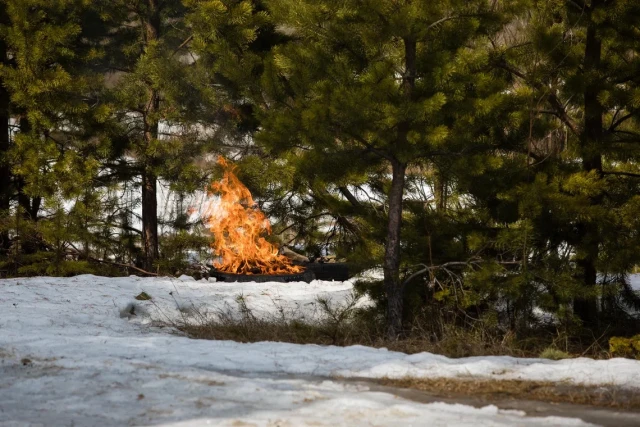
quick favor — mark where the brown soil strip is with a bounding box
[379,377,640,411]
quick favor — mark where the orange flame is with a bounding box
[204,157,303,275]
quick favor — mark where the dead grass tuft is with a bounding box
[169,291,633,360]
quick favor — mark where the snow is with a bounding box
[630,274,640,292]
[1,275,637,426]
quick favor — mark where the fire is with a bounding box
[203,157,303,275]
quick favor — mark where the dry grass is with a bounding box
[177,316,604,359]
[173,291,533,358]
[380,377,640,410]
[177,313,526,358]
[172,292,626,360]
[181,318,355,346]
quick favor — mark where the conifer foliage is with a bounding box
[489,0,640,326]
[255,0,516,336]
[0,0,638,338]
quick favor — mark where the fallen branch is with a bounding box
[88,257,158,277]
[65,242,158,276]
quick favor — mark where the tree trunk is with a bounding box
[0,8,11,255]
[434,172,447,212]
[14,117,42,254]
[141,167,158,271]
[141,0,161,272]
[384,161,407,338]
[383,37,416,338]
[15,117,40,221]
[16,178,41,256]
[574,10,602,327]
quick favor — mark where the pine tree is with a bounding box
[256,0,515,336]
[0,0,115,273]
[494,0,640,326]
[0,0,11,257]
[101,0,221,271]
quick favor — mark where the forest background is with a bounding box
[1,0,639,351]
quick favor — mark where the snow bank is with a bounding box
[1,275,638,388]
[0,275,640,387]
[0,275,635,425]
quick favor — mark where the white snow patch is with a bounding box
[630,274,640,292]
[353,268,384,282]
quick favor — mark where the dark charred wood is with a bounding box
[210,262,350,283]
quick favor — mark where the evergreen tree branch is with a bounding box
[602,170,640,178]
[419,13,494,37]
[401,259,522,287]
[338,186,362,209]
[609,109,639,132]
[543,94,580,137]
[171,35,194,58]
[425,15,459,31]
[275,211,331,236]
[100,222,143,235]
[331,124,395,162]
[497,60,580,136]
[621,280,640,311]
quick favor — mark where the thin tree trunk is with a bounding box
[141,0,161,271]
[434,172,447,212]
[16,179,40,220]
[15,117,40,221]
[383,37,416,338]
[384,161,407,338]
[574,9,602,327]
[141,166,158,271]
[14,117,42,254]
[16,177,41,255]
[0,8,11,255]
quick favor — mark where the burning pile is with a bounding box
[203,157,303,275]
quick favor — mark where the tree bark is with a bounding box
[0,6,11,254]
[141,0,161,271]
[141,166,158,271]
[383,37,416,338]
[11,115,42,255]
[384,161,407,338]
[434,172,447,212]
[574,7,602,327]
[16,117,40,222]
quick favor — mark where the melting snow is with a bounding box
[1,274,637,426]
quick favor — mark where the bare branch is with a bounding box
[171,35,194,58]
[401,259,521,287]
[66,242,157,276]
[609,110,639,132]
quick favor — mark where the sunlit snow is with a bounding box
[2,274,637,426]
